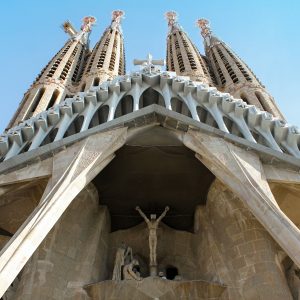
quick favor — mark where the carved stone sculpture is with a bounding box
[136,206,169,276]
[286,263,300,299]
[123,259,142,281]
[112,243,133,280]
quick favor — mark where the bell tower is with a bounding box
[7,16,96,128]
[81,10,126,91]
[165,11,213,85]
[197,19,284,119]
[1,9,300,300]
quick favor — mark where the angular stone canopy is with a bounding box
[1,68,300,162]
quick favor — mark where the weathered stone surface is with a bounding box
[108,222,198,281]
[0,179,47,234]
[196,180,292,300]
[183,129,300,269]
[13,183,110,300]
[0,128,127,298]
[0,158,52,187]
[85,277,226,300]
[264,164,300,184]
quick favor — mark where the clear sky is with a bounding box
[0,0,299,132]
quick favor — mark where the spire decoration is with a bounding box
[81,16,96,33]
[165,11,177,27]
[165,11,181,33]
[165,11,213,84]
[81,10,126,91]
[196,19,211,39]
[196,18,284,119]
[7,16,95,128]
[112,10,124,24]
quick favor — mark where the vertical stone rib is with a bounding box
[7,17,96,129]
[165,11,212,85]
[82,10,126,91]
[197,19,284,119]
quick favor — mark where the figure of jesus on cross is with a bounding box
[136,206,169,276]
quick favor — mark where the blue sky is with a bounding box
[0,0,299,131]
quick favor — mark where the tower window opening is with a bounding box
[93,77,100,86]
[255,91,268,111]
[192,43,211,78]
[72,47,84,82]
[216,47,239,83]
[26,87,46,118]
[46,89,60,110]
[81,83,86,92]
[118,44,125,75]
[240,93,249,104]
[104,37,110,46]
[223,44,254,82]
[109,51,116,71]
[211,50,226,85]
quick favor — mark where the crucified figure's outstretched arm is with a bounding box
[136,206,150,224]
[156,206,169,223]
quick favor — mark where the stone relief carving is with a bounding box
[286,262,300,299]
[136,206,169,276]
[112,243,133,281]
[123,259,142,281]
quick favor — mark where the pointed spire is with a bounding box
[62,16,96,44]
[196,19,211,38]
[111,10,124,32]
[81,16,97,33]
[165,11,182,33]
[7,17,94,128]
[165,11,212,84]
[196,18,222,50]
[80,10,126,91]
[196,18,284,119]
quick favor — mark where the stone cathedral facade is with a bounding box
[1,10,300,300]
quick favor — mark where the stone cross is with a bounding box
[133,54,165,74]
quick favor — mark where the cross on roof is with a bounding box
[133,54,165,74]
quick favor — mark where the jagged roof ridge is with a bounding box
[0,68,299,161]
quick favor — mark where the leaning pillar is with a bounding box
[13,183,110,300]
[0,128,127,297]
[183,129,300,269]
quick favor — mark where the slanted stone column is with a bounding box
[13,183,110,300]
[183,129,300,269]
[205,179,292,300]
[0,128,127,297]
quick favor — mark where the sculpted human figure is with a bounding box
[286,262,300,299]
[123,259,142,281]
[135,206,169,267]
[112,242,133,280]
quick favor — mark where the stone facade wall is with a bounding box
[108,223,197,281]
[196,179,292,300]
[5,179,295,299]
[13,183,110,300]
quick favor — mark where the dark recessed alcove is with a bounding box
[92,126,215,231]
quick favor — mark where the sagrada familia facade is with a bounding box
[0,10,300,300]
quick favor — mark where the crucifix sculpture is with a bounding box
[135,206,169,276]
[133,53,165,74]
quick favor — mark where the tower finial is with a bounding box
[196,18,211,38]
[112,10,124,25]
[165,11,178,27]
[62,21,78,36]
[81,16,96,33]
